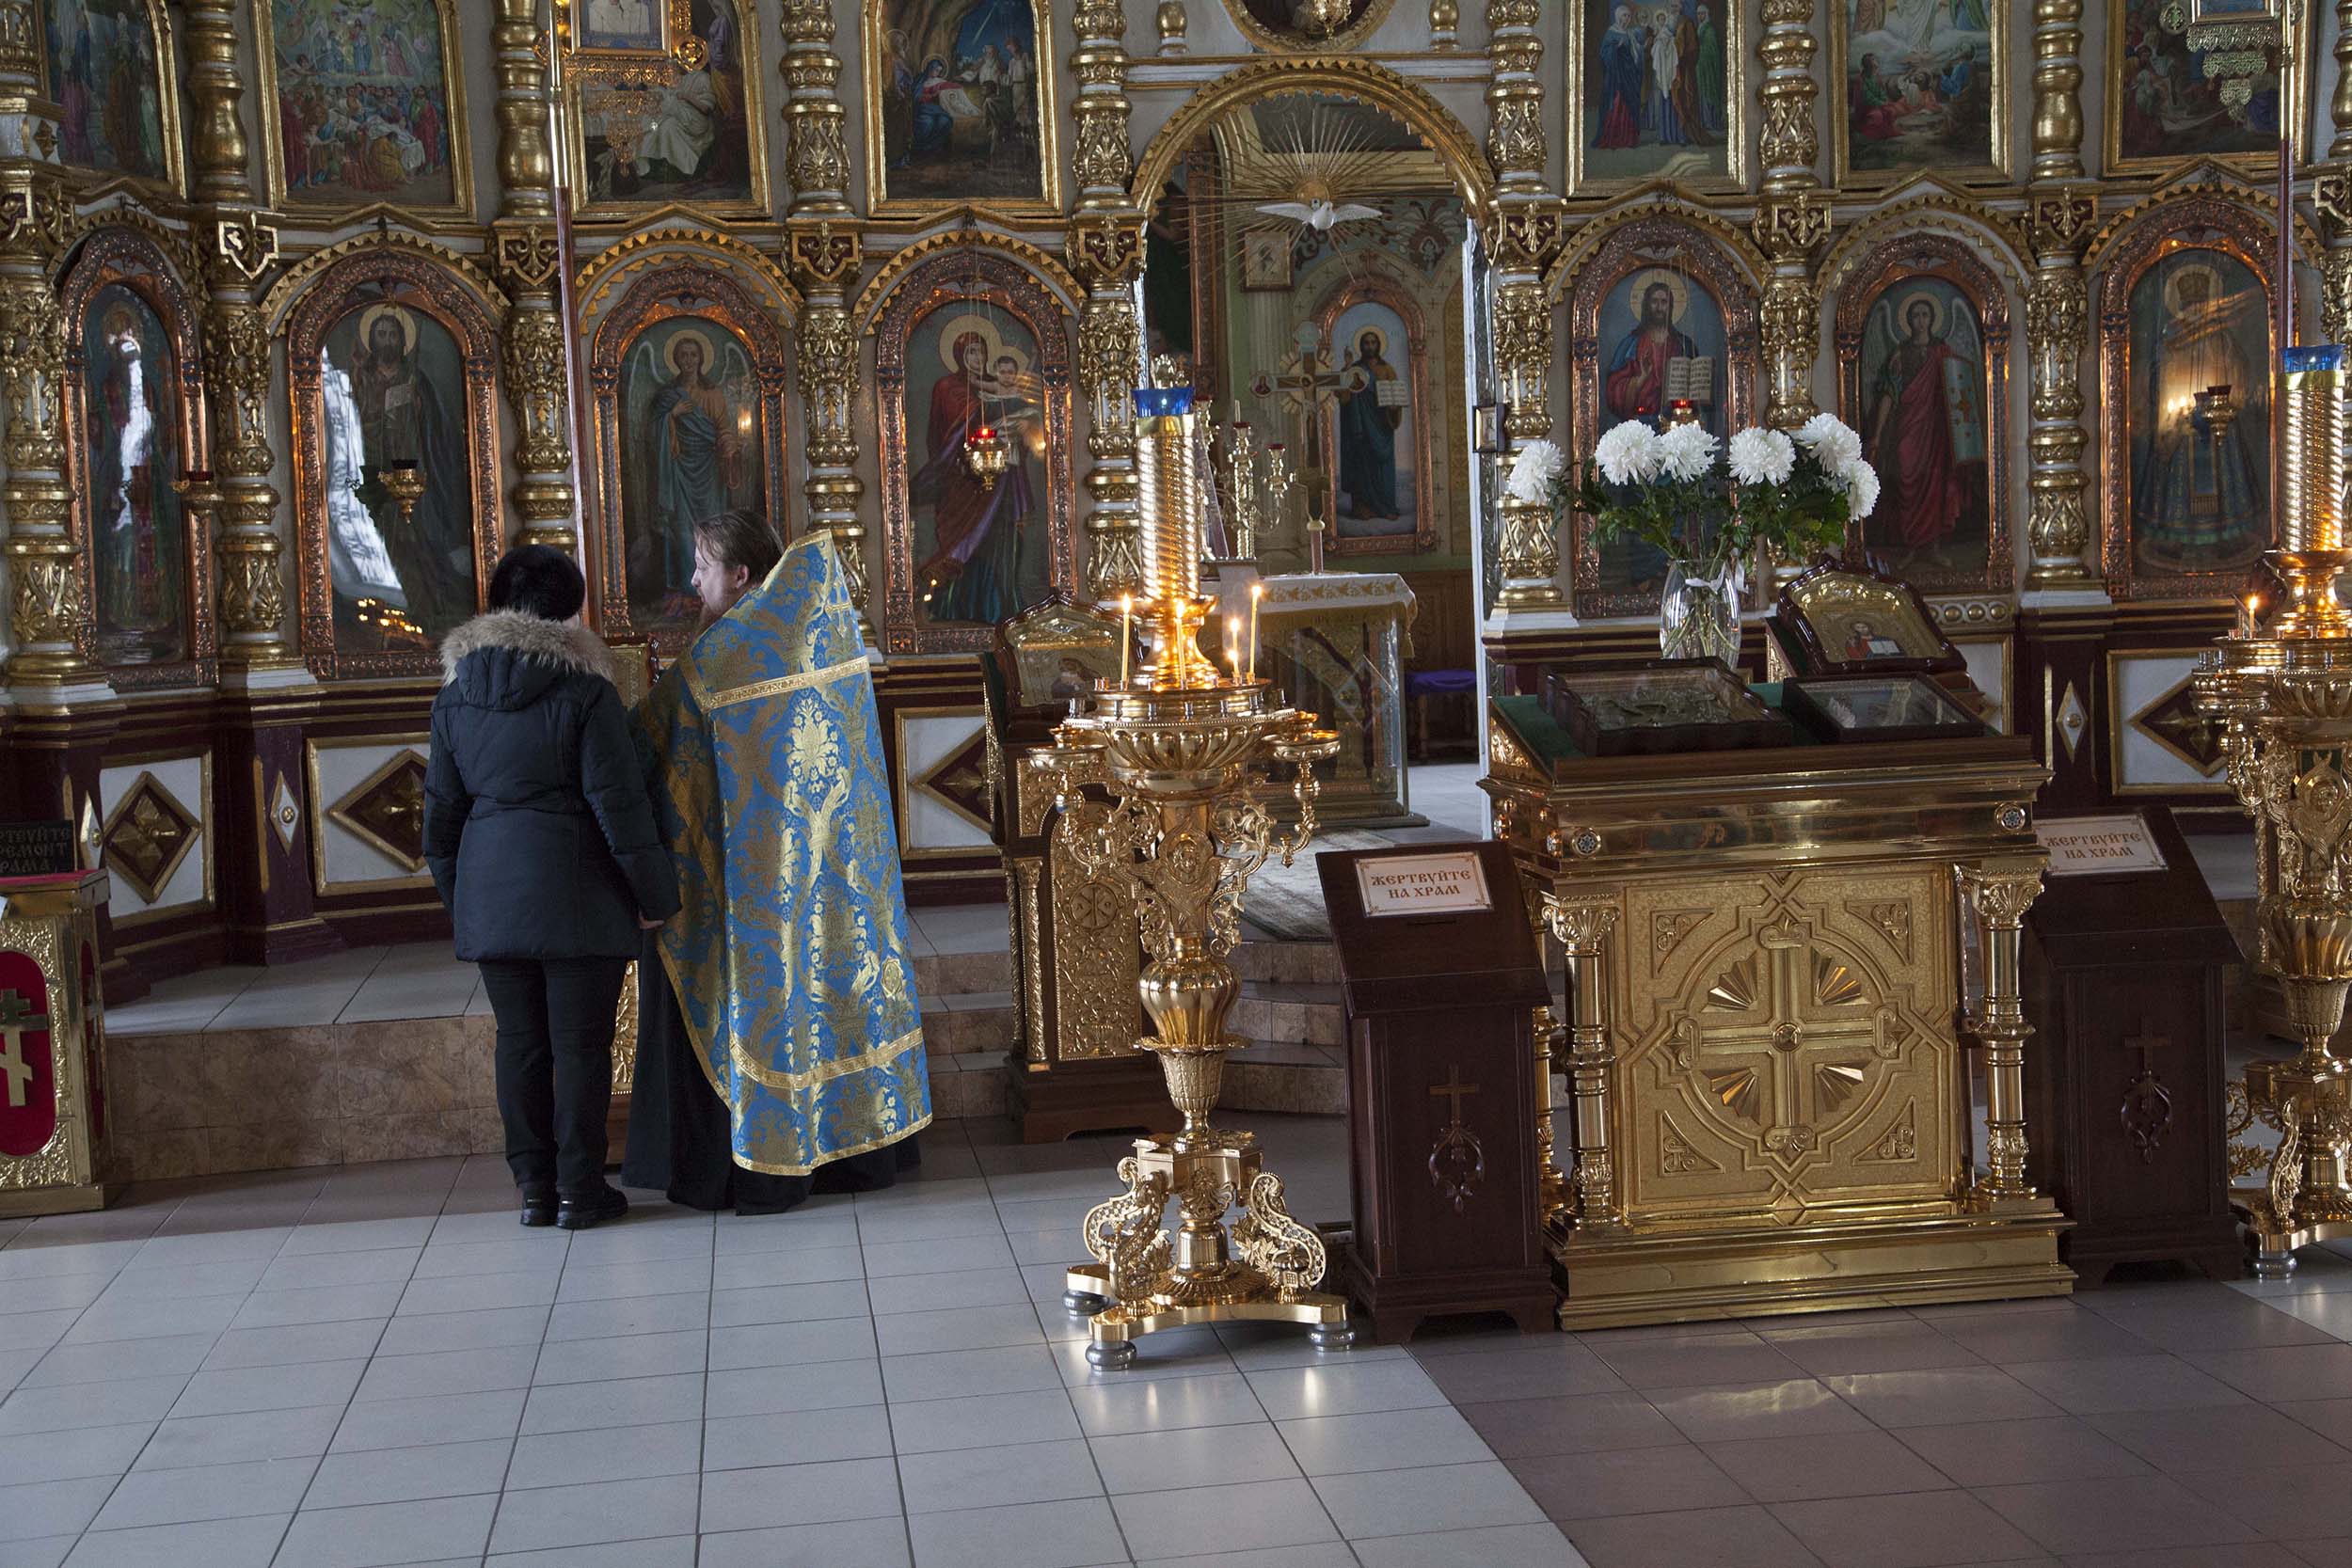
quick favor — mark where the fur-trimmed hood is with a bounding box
[439,611,615,685]
[438,611,616,712]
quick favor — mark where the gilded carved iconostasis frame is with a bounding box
[251,0,479,222]
[1565,0,1751,198]
[559,0,774,223]
[1831,229,2016,598]
[1309,273,1440,559]
[2092,191,2294,603]
[868,243,1078,658]
[1129,62,1495,578]
[861,0,1064,222]
[1828,0,2011,189]
[1560,212,1763,620]
[586,260,796,656]
[43,0,188,200]
[274,242,511,682]
[56,223,215,691]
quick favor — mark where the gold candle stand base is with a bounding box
[1060,1063,1351,1368]
[2241,1053,2352,1279]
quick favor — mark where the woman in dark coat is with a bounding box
[424,546,680,1229]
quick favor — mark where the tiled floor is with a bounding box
[1,1110,2348,1567]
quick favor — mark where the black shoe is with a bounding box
[519,1188,556,1228]
[556,1187,628,1230]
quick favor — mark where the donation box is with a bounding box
[1320,841,1555,1342]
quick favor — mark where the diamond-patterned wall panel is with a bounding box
[99,773,199,907]
[326,752,430,874]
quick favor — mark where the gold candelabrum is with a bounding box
[2197,343,2352,1278]
[1213,418,1297,566]
[1033,381,1348,1369]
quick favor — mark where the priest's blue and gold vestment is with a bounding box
[637,533,930,1175]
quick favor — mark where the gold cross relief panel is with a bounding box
[1619,867,1961,1227]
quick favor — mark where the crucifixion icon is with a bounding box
[0,990,46,1110]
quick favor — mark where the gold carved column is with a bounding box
[1754,0,1826,432]
[183,0,294,673]
[491,0,574,556]
[1962,863,2046,1201]
[1542,894,1621,1232]
[781,0,872,635]
[0,3,91,693]
[2023,1,2098,586]
[1486,0,1567,612]
[1075,0,1142,608]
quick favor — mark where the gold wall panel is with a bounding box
[1616,867,1959,1228]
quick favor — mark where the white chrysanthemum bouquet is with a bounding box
[1567,413,1874,573]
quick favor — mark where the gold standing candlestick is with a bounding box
[2199,343,2352,1279]
[1037,384,1348,1369]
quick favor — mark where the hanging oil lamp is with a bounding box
[962,423,1009,491]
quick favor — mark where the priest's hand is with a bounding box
[637,914,668,930]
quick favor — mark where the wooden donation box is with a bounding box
[1486,680,2072,1328]
[0,872,118,1214]
[1318,842,1556,1342]
[2022,808,2241,1284]
[983,599,1159,1142]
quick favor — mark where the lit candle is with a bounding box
[1120,594,1133,687]
[1227,613,1242,686]
[1248,583,1263,681]
[2242,594,2261,640]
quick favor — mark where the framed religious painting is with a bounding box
[1830,0,2009,186]
[1239,225,1295,293]
[59,228,212,691]
[1833,231,2012,596]
[1568,0,1748,197]
[873,248,1076,657]
[564,0,770,219]
[2096,198,2278,600]
[42,0,184,197]
[280,248,505,680]
[863,0,1062,220]
[1565,218,1760,619]
[1312,282,1437,556]
[2108,0,2292,174]
[587,261,792,655]
[254,0,474,217]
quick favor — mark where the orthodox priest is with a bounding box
[621,512,928,1212]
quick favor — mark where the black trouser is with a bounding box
[479,956,631,1197]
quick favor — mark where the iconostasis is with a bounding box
[0,0,2333,995]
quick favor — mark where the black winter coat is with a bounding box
[423,611,680,962]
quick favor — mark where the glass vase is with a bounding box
[1660,555,1743,666]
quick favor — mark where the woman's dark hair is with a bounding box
[486,544,587,622]
[692,509,783,585]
